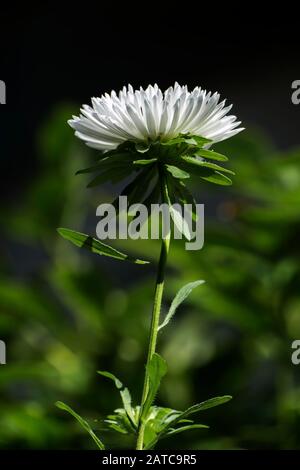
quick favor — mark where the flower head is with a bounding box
[69,83,243,151]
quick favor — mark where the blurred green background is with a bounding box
[0,105,300,450]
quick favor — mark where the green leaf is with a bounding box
[120,388,136,426]
[166,424,209,437]
[118,167,156,209]
[183,135,212,147]
[133,158,158,166]
[175,156,233,185]
[57,228,149,264]
[55,401,105,450]
[105,409,135,434]
[161,134,212,148]
[135,141,150,153]
[141,353,168,421]
[141,180,160,210]
[194,148,229,161]
[182,156,235,175]
[158,280,205,331]
[76,153,135,175]
[201,171,232,186]
[169,204,194,240]
[143,425,158,447]
[161,136,187,146]
[87,166,134,187]
[97,371,136,427]
[166,165,190,179]
[180,396,233,417]
[97,371,122,389]
[108,171,150,220]
[145,395,232,449]
[173,180,198,223]
[162,174,192,240]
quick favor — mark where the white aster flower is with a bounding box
[69,83,243,151]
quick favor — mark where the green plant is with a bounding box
[54,83,242,450]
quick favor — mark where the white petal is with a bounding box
[69,84,243,150]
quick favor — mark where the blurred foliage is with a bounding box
[0,106,300,449]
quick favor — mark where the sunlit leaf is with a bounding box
[166,165,190,179]
[182,156,235,175]
[180,396,233,416]
[97,371,136,427]
[141,354,168,421]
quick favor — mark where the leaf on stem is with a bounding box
[55,401,105,450]
[141,353,168,421]
[181,156,235,175]
[172,180,198,223]
[145,395,232,449]
[165,165,190,179]
[135,141,151,153]
[76,153,135,175]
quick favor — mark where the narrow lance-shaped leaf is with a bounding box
[135,141,151,153]
[173,180,198,223]
[145,395,232,449]
[55,401,105,450]
[97,371,136,427]
[57,228,149,264]
[184,135,212,146]
[87,165,134,187]
[176,157,233,186]
[194,148,229,162]
[76,152,136,175]
[158,280,205,331]
[141,353,168,421]
[181,156,235,175]
[165,175,193,240]
[97,370,122,389]
[165,164,190,179]
[165,424,209,437]
[110,166,156,218]
[179,396,233,420]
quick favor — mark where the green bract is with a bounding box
[76,134,235,197]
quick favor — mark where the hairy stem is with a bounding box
[136,166,170,450]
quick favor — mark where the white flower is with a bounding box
[69,83,244,151]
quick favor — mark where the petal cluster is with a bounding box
[69,83,243,151]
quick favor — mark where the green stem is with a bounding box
[136,166,170,450]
